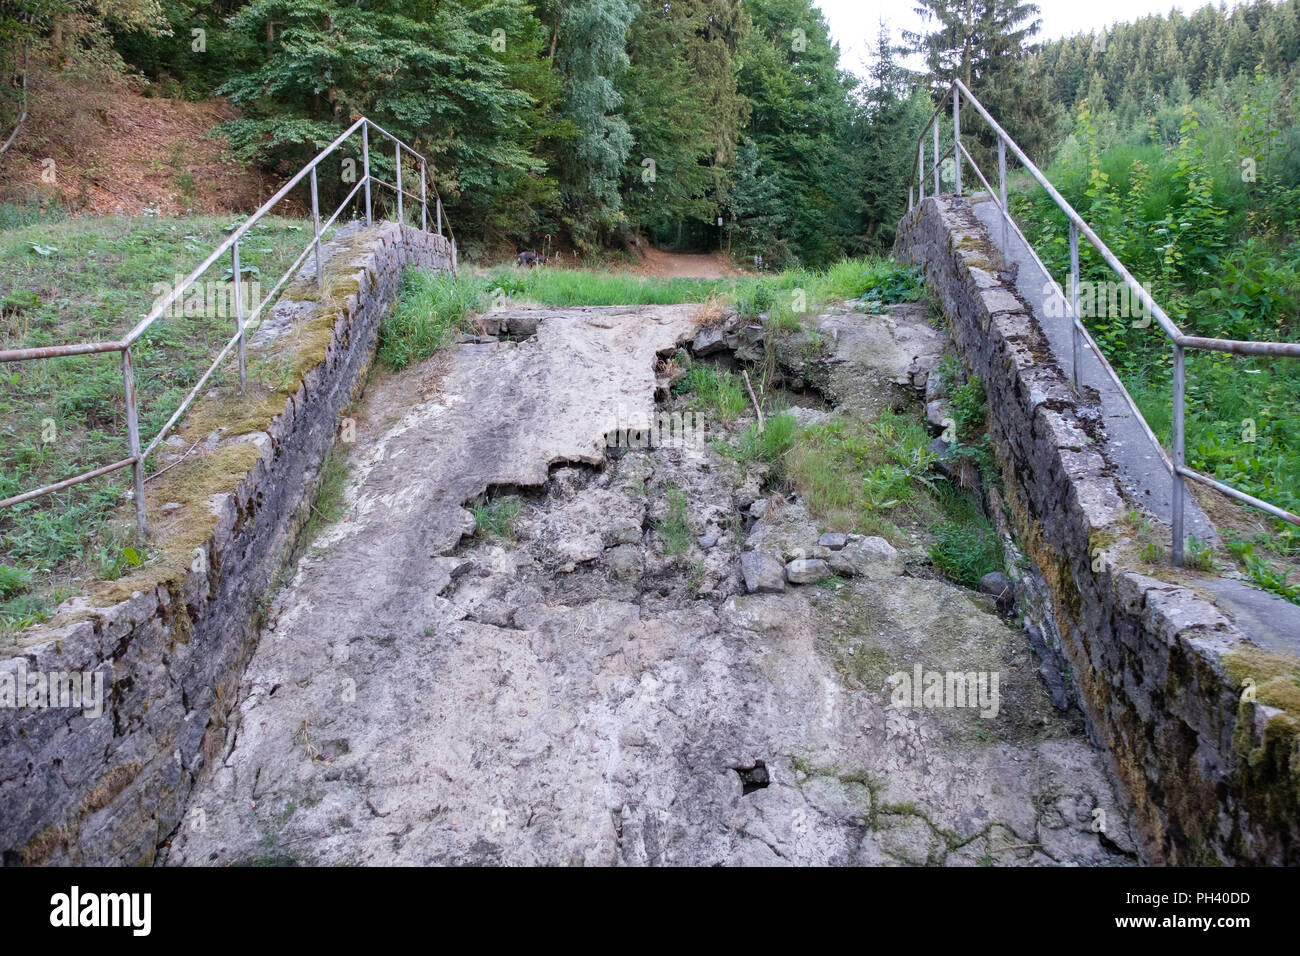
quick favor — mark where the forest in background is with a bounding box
[1,1,1293,266]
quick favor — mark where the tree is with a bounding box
[845,21,932,251]
[618,0,730,239]
[905,0,1047,163]
[549,0,637,249]
[217,0,562,248]
[729,0,854,266]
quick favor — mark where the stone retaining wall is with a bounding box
[895,196,1298,865]
[0,222,452,865]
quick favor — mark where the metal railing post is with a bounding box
[395,143,404,224]
[998,137,1008,251]
[310,166,324,292]
[933,120,940,194]
[918,138,925,203]
[451,238,458,275]
[1069,222,1081,389]
[909,187,914,212]
[420,161,428,231]
[122,348,147,539]
[233,239,246,389]
[953,89,962,196]
[1172,344,1187,565]
[362,122,372,226]
[436,197,443,237]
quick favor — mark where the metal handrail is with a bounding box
[1,117,457,537]
[908,78,1300,565]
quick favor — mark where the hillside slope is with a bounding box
[1,78,273,217]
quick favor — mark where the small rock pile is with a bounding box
[738,499,905,594]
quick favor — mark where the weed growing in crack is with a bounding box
[673,364,749,425]
[473,495,522,542]
[378,269,484,370]
[928,508,1003,589]
[786,411,939,535]
[1226,538,1300,604]
[716,410,797,476]
[302,448,349,547]
[1184,534,1217,572]
[658,487,691,557]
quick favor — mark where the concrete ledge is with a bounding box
[0,222,452,865]
[896,196,1299,865]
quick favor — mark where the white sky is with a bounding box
[815,0,1251,76]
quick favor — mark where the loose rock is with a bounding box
[741,551,786,593]
[785,558,830,584]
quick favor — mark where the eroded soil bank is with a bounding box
[165,300,1137,866]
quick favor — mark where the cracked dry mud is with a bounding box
[165,302,1138,867]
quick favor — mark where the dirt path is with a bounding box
[166,301,1137,867]
[634,246,743,279]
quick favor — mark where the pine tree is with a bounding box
[846,21,931,251]
[619,0,714,236]
[906,0,1046,164]
[550,0,638,249]
[730,0,854,266]
[217,0,562,245]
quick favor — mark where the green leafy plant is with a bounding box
[1227,540,1300,605]
[672,364,750,425]
[0,565,30,601]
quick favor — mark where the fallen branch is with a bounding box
[0,41,30,157]
[742,369,764,429]
[143,439,201,484]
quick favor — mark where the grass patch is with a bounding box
[672,364,750,426]
[486,268,729,307]
[657,487,691,557]
[473,495,521,542]
[302,448,349,547]
[928,510,1003,589]
[785,411,941,537]
[376,269,483,370]
[1,213,325,625]
[782,409,1005,588]
[1226,538,1300,605]
[715,410,798,475]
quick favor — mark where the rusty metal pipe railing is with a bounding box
[908,78,1300,566]
[1,118,453,538]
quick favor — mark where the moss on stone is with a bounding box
[86,442,263,608]
[1223,645,1300,713]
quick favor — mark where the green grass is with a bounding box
[378,255,925,372]
[672,364,750,426]
[473,495,522,541]
[715,410,798,475]
[657,486,691,557]
[488,268,729,307]
[928,511,1004,589]
[786,411,941,537]
[302,448,349,547]
[1,213,327,628]
[1227,538,1300,605]
[376,269,482,370]
[780,409,1004,588]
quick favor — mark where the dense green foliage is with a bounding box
[1012,64,1300,586]
[1,0,946,264]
